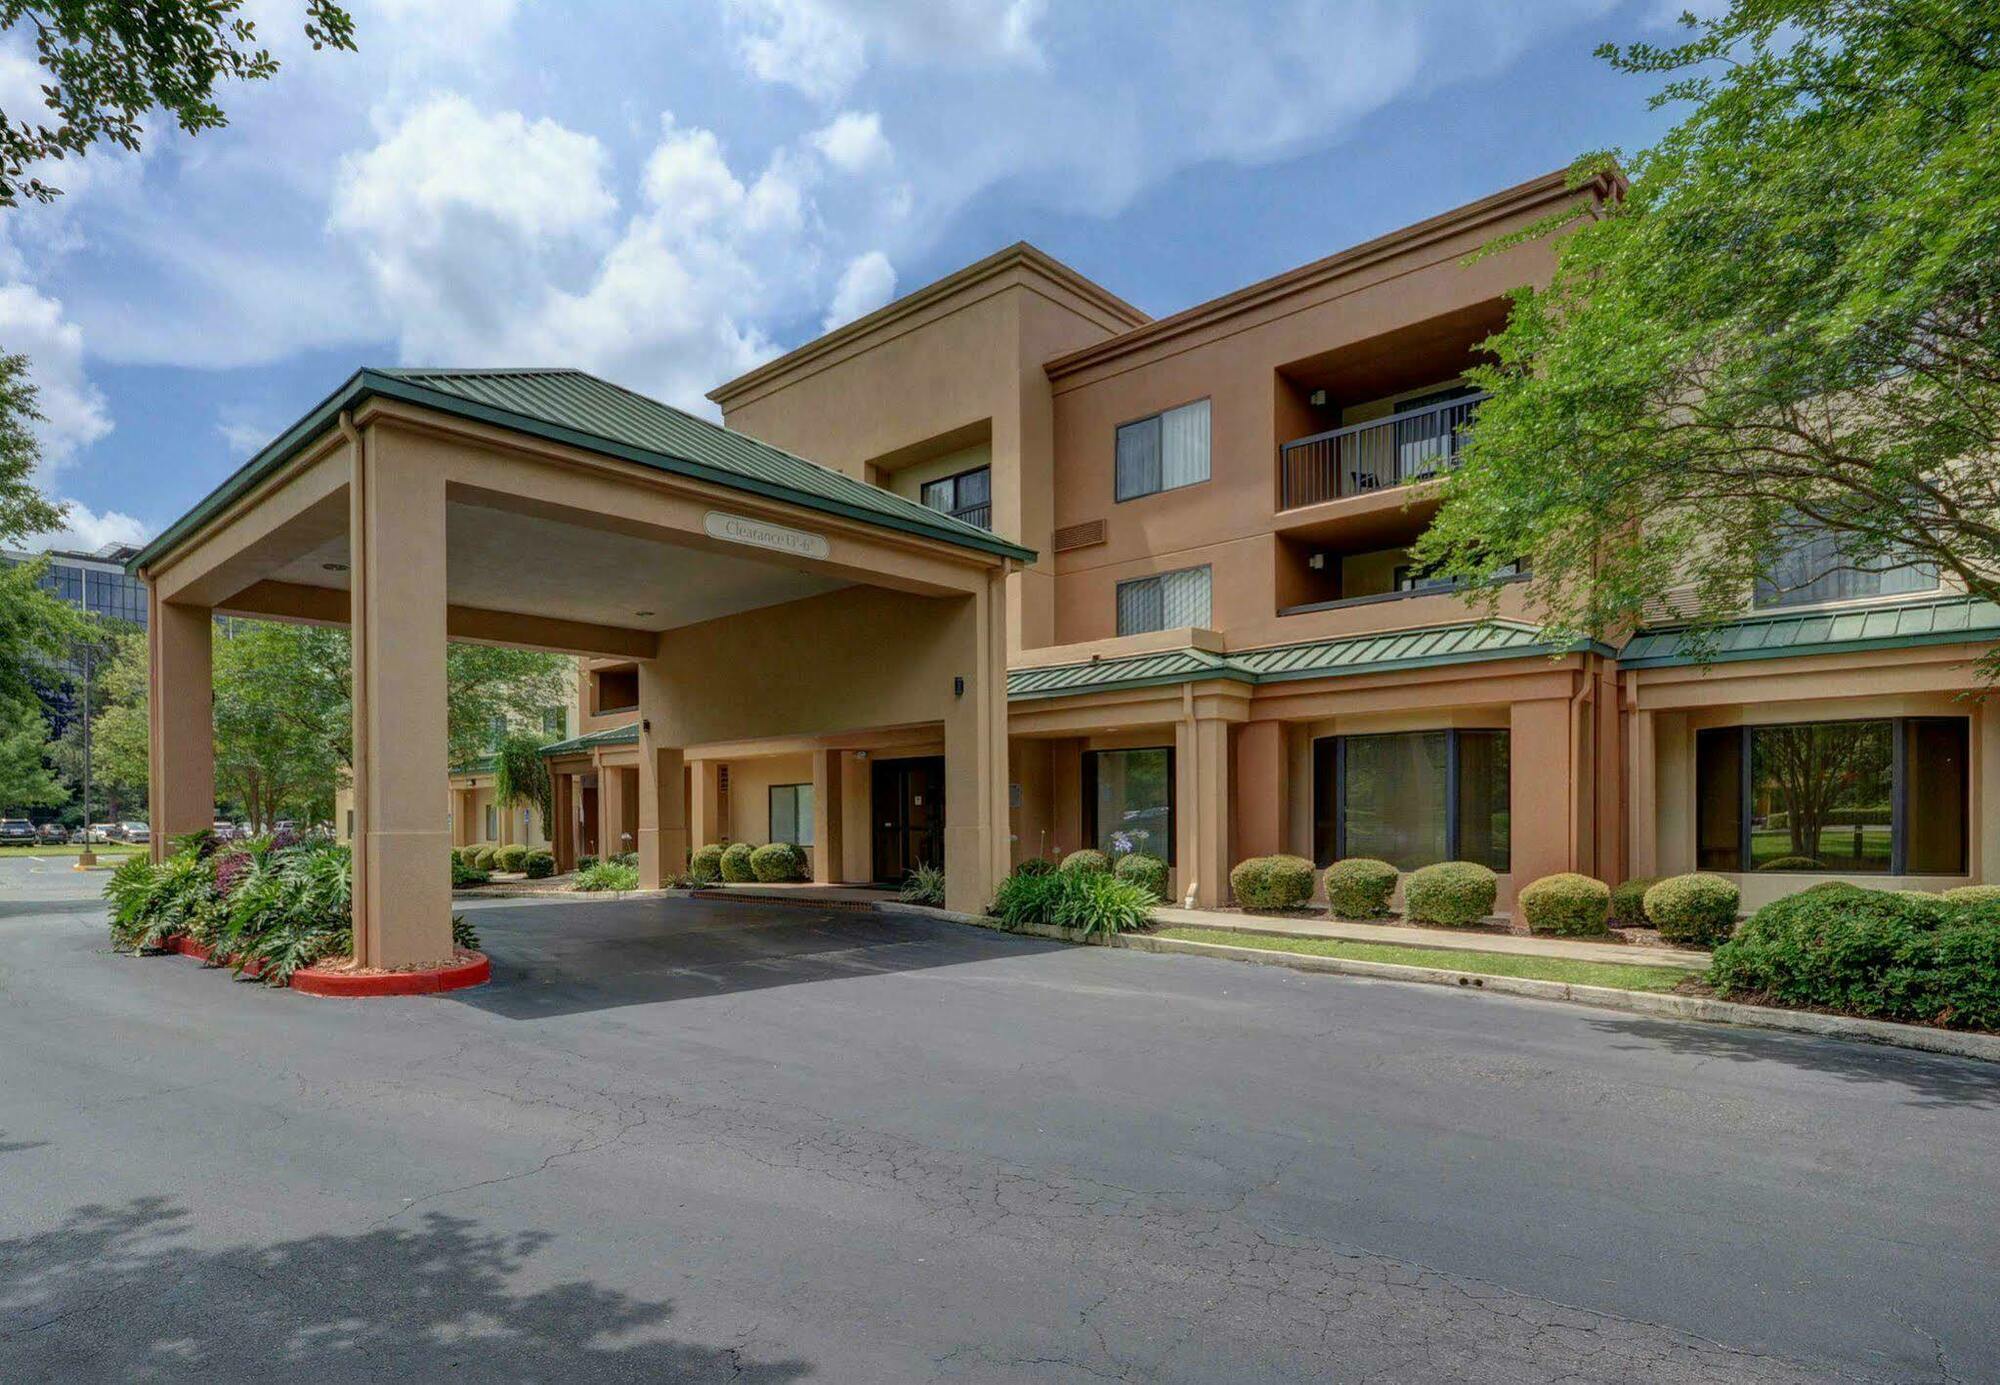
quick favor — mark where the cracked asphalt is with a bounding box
[1,860,1996,1382]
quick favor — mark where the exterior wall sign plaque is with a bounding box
[704,511,830,561]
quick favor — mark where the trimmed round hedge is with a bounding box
[1756,855,1822,872]
[1710,884,2000,1030]
[689,843,725,883]
[750,841,808,882]
[1403,861,1496,927]
[1113,851,1168,899]
[719,842,756,883]
[1324,858,1397,920]
[1609,875,1660,928]
[1643,872,1739,946]
[1942,884,2000,906]
[467,844,497,871]
[494,844,528,874]
[523,849,556,880]
[1060,849,1111,875]
[1230,855,1315,911]
[1518,872,1610,936]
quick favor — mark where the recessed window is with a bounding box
[1115,398,1210,501]
[1753,524,1938,609]
[769,783,814,847]
[1083,747,1174,863]
[919,465,992,531]
[1312,729,1510,872]
[592,665,638,714]
[1696,717,1967,874]
[1115,565,1211,636]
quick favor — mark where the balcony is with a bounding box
[944,502,991,531]
[1278,392,1486,511]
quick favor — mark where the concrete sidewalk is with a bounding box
[1150,906,1712,970]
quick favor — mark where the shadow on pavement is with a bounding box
[452,895,1066,1020]
[1584,1014,2000,1109]
[0,1196,811,1383]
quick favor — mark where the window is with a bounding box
[1082,747,1174,862]
[919,466,992,530]
[769,783,814,847]
[1115,565,1211,636]
[484,804,496,840]
[1695,717,1967,874]
[1115,398,1210,501]
[1311,730,1510,872]
[1753,524,1938,609]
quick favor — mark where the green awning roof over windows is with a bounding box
[538,723,640,758]
[1618,595,2000,669]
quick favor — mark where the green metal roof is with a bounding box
[1007,621,1598,701]
[130,366,1034,574]
[1619,595,2000,669]
[538,722,640,758]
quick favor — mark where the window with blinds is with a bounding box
[1115,398,1210,501]
[1115,565,1212,636]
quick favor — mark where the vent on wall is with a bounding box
[1052,519,1107,553]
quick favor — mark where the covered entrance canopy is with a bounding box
[130,367,1027,968]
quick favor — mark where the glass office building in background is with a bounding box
[2,542,146,740]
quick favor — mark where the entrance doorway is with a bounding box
[580,776,600,858]
[872,756,946,884]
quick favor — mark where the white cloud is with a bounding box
[26,500,149,555]
[823,250,895,330]
[727,0,1046,100]
[810,110,891,173]
[0,283,113,475]
[216,412,278,457]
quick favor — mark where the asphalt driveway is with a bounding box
[1,865,1996,1382]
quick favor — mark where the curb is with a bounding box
[291,952,491,998]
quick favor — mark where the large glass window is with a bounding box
[1083,747,1174,862]
[1115,565,1211,635]
[919,466,992,530]
[1753,524,1937,609]
[1115,398,1210,501]
[1695,717,1967,874]
[769,783,814,847]
[1312,729,1510,872]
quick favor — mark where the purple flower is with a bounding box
[214,850,252,898]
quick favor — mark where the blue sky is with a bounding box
[0,0,1706,552]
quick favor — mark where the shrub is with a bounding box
[106,852,213,951]
[216,838,354,984]
[1014,856,1056,878]
[1518,872,1611,936]
[1229,855,1315,911]
[1059,848,1111,875]
[751,842,809,882]
[1324,858,1397,920]
[1756,855,1822,872]
[1942,885,2000,906]
[1403,861,1498,927]
[1643,873,1739,946]
[992,867,1151,936]
[467,844,498,871]
[610,851,637,868]
[523,849,555,880]
[494,844,529,874]
[451,853,490,888]
[1609,876,1659,928]
[574,859,639,892]
[689,844,725,883]
[900,861,947,907]
[1113,851,1168,900]
[719,842,756,882]
[574,854,598,872]
[1710,884,2000,1030]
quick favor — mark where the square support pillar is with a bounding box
[598,759,627,858]
[812,748,844,883]
[690,760,723,848]
[1626,708,1658,881]
[1176,714,1231,908]
[147,592,214,861]
[1232,720,1286,862]
[1508,696,1576,911]
[943,570,1010,915]
[551,773,575,871]
[349,424,452,969]
[636,658,687,889]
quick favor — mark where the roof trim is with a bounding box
[1619,595,2000,669]
[539,723,640,757]
[130,367,1035,575]
[706,242,1149,408]
[1042,168,1616,382]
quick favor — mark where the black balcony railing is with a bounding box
[1279,392,1487,510]
[946,503,992,531]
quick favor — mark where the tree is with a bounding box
[1413,1,2000,666]
[0,0,355,205]
[79,625,150,819]
[0,357,81,811]
[492,731,555,834]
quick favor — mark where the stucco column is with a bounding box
[147,591,214,861]
[598,756,626,858]
[551,772,574,870]
[1232,720,1285,861]
[636,658,688,888]
[690,760,723,848]
[812,748,845,883]
[1176,713,1232,908]
[349,423,452,969]
[1626,707,1658,881]
[1051,738,1083,859]
[1508,696,1574,910]
[942,569,1009,914]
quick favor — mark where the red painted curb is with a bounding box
[165,935,263,977]
[290,953,491,998]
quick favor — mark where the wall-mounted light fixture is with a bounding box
[641,718,651,733]
[954,676,965,697]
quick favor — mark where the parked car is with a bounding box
[211,820,236,843]
[37,822,68,844]
[0,818,36,845]
[121,822,150,845]
[82,823,118,844]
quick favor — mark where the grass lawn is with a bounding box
[1156,927,1700,993]
[0,843,145,857]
